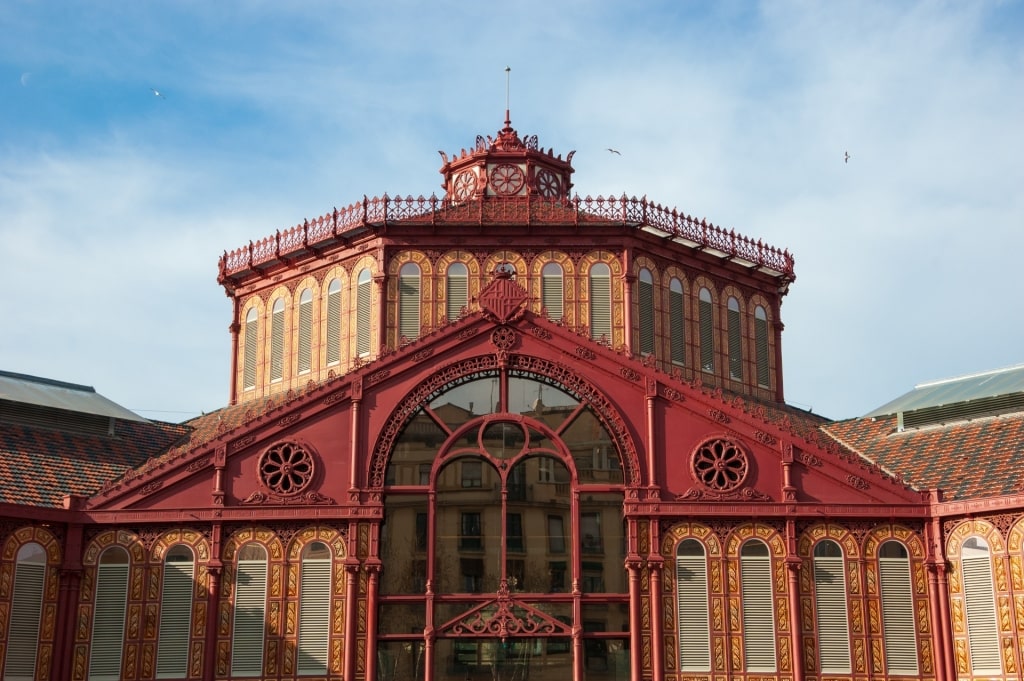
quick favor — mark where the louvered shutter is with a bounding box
[727,298,742,380]
[399,267,421,341]
[156,557,194,678]
[754,308,770,388]
[270,299,285,382]
[446,264,468,320]
[231,558,268,677]
[297,556,331,675]
[243,309,258,390]
[356,273,371,356]
[589,266,611,343]
[669,281,685,365]
[5,550,45,681]
[89,561,129,681]
[740,550,776,672]
[326,280,342,365]
[297,289,312,374]
[963,554,1001,674]
[814,555,851,673]
[879,554,919,675]
[541,266,563,321]
[676,551,711,671]
[638,273,654,355]
[699,290,714,372]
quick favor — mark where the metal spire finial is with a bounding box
[505,66,511,127]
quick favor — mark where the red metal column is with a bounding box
[364,560,382,681]
[649,555,665,680]
[202,522,222,681]
[785,520,804,681]
[626,556,643,681]
[343,519,360,681]
[52,523,83,681]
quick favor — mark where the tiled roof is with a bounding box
[822,411,1024,500]
[0,418,192,507]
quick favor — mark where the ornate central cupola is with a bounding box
[438,111,575,201]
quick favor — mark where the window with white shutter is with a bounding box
[754,305,770,388]
[156,546,194,679]
[813,540,851,673]
[4,543,46,681]
[669,278,685,366]
[699,288,714,373]
[878,541,919,675]
[727,296,742,380]
[88,547,129,681]
[297,288,313,375]
[589,263,611,344]
[675,539,711,672]
[356,269,372,357]
[399,263,421,342]
[740,541,776,672]
[325,279,342,365]
[243,308,258,390]
[231,544,268,678]
[638,268,654,355]
[961,537,1001,675]
[297,542,332,676]
[446,263,468,321]
[541,262,563,321]
[270,298,285,383]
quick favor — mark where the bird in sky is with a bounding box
[150,88,166,99]
[844,151,850,163]
[607,148,621,155]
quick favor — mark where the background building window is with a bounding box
[460,512,482,550]
[461,460,482,488]
[548,515,566,553]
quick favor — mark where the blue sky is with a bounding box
[1,1,1022,422]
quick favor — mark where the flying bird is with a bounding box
[844,151,850,164]
[607,148,621,155]
[150,88,166,99]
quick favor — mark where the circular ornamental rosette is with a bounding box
[489,164,526,195]
[258,441,316,496]
[690,437,749,493]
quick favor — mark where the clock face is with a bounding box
[489,163,526,195]
[535,168,561,198]
[453,170,477,201]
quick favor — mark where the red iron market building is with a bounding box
[1,114,1024,681]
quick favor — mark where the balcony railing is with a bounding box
[219,194,794,280]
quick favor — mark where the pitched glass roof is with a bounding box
[864,364,1024,417]
[0,370,148,422]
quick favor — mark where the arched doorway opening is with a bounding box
[378,370,632,681]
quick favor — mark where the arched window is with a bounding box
[961,537,1001,675]
[813,540,851,673]
[89,547,130,681]
[754,305,770,388]
[156,545,194,679]
[297,541,331,676]
[740,540,775,672]
[669,278,685,366]
[675,539,710,671]
[446,263,468,321]
[231,543,268,677]
[399,263,421,342]
[356,269,372,357]
[698,288,714,373]
[727,296,742,380]
[589,263,611,344]
[325,279,342,366]
[296,288,313,375]
[878,541,919,675]
[541,262,564,321]
[243,308,258,390]
[270,298,286,383]
[638,268,654,355]
[5,542,46,680]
